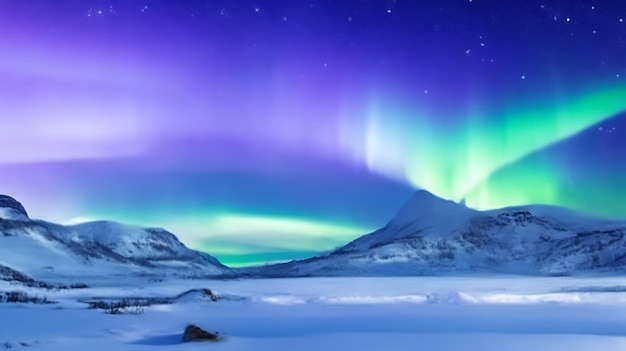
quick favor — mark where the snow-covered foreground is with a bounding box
[3,276,626,350]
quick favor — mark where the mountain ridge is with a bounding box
[245,190,626,277]
[4,191,626,281]
[0,194,231,284]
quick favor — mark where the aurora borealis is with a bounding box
[1,1,625,266]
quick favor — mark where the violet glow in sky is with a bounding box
[1,0,625,266]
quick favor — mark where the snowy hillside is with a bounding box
[248,190,626,277]
[0,195,231,284]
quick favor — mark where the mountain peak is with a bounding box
[0,195,29,219]
[393,190,469,223]
[252,189,626,277]
[408,189,450,204]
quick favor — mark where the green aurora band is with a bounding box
[462,83,626,213]
[76,211,370,267]
[354,82,626,214]
[179,214,370,267]
[62,83,626,267]
[183,83,626,265]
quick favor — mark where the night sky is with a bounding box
[1,0,625,266]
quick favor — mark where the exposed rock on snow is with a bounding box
[175,288,219,303]
[0,195,29,220]
[182,325,222,342]
[0,291,55,304]
[0,264,73,289]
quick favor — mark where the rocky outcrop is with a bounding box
[182,325,222,342]
[0,195,28,219]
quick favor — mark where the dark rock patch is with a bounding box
[0,195,28,218]
[175,288,219,302]
[182,325,222,342]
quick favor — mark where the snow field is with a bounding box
[2,277,626,350]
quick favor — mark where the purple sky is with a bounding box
[1,0,625,266]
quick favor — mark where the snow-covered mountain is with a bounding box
[247,190,626,277]
[0,195,231,284]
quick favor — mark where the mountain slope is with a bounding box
[0,195,231,283]
[248,190,626,277]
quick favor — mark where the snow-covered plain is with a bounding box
[3,276,626,350]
